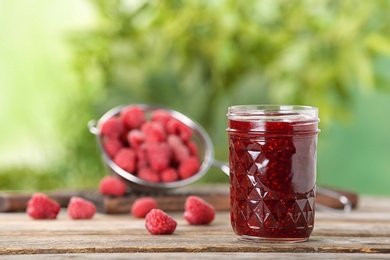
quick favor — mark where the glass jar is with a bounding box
[226,105,320,242]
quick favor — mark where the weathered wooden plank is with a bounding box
[1,234,390,255]
[1,212,390,255]
[1,252,390,260]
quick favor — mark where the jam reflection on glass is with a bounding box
[228,118,317,241]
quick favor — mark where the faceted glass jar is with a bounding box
[226,105,320,242]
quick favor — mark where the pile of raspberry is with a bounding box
[101,106,201,183]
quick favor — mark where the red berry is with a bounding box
[26,193,60,220]
[67,197,96,219]
[145,209,177,235]
[184,196,215,225]
[121,106,146,129]
[99,176,127,196]
[167,135,190,163]
[166,118,192,141]
[160,168,179,182]
[136,144,149,169]
[103,137,122,159]
[127,129,145,149]
[131,197,158,218]
[114,148,137,173]
[187,140,199,158]
[178,156,200,179]
[137,168,160,183]
[147,143,171,171]
[101,117,124,138]
[151,109,172,124]
[142,121,167,144]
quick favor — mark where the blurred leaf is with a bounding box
[366,34,390,55]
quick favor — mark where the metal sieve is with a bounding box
[88,104,227,192]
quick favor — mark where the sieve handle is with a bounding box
[212,160,230,176]
[88,120,99,135]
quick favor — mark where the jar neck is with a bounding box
[226,105,320,134]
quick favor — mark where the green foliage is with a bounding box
[74,0,390,120]
[68,0,390,183]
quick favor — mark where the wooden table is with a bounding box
[0,196,389,259]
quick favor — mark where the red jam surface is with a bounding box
[228,119,318,241]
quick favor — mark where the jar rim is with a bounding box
[227,104,318,122]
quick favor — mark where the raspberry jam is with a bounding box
[226,105,320,242]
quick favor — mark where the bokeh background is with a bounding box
[1,0,390,195]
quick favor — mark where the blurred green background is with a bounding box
[1,0,390,195]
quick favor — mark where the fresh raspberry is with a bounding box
[167,135,190,163]
[137,168,160,183]
[151,109,172,125]
[141,121,167,144]
[187,140,199,158]
[145,209,177,235]
[118,126,131,146]
[131,197,158,218]
[127,129,145,149]
[121,106,146,129]
[160,168,179,182]
[166,118,192,141]
[184,196,215,225]
[100,117,124,138]
[26,193,61,220]
[147,143,171,171]
[103,137,122,159]
[136,144,149,169]
[114,148,137,173]
[178,156,200,179]
[67,196,96,220]
[99,176,127,196]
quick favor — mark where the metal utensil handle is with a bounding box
[316,186,352,213]
[212,160,352,213]
[88,120,99,135]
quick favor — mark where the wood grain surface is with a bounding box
[0,196,389,259]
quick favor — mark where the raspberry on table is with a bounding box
[184,196,215,225]
[114,148,137,173]
[137,168,160,183]
[147,142,172,171]
[103,137,122,159]
[26,193,61,220]
[121,105,146,129]
[101,117,124,138]
[145,209,177,235]
[131,197,158,218]
[67,197,96,220]
[98,176,127,196]
[178,156,200,179]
